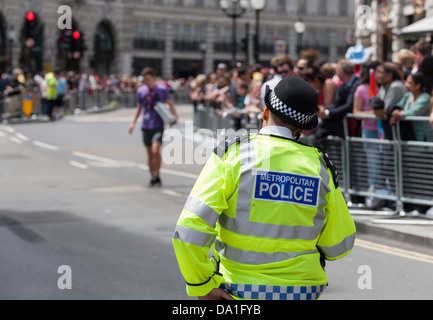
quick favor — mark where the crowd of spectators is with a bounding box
[187,39,433,211]
[0,68,193,118]
[188,40,433,139]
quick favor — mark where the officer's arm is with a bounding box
[316,160,356,261]
[172,152,234,297]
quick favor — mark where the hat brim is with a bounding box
[264,86,318,130]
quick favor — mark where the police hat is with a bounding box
[264,76,319,130]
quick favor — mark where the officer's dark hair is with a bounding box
[268,111,302,140]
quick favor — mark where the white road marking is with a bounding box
[15,133,29,141]
[137,164,198,180]
[161,189,186,198]
[355,238,433,264]
[9,136,23,144]
[33,140,60,151]
[69,161,89,170]
[3,126,15,133]
[72,151,117,164]
[92,185,145,193]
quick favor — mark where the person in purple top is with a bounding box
[129,67,179,187]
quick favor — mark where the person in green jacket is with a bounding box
[45,72,59,120]
[390,72,433,142]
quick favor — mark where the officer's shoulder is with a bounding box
[214,133,252,158]
[318,151,339,189]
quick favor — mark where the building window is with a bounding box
[298,0,306,15]
[302,30,329,57]
[277,0,286,13]
[214,24,246,53]
[336,31,348,56]
[316,30,329,56]
[173,23,204,51]
[260,27,288,54]
[339,0,347,16]
[214,25,232,52]
[319,0,327,15]
[132,20,164,50]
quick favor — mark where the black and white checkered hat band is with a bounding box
[270,90,315,125]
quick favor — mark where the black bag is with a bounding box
[381,106,416,141]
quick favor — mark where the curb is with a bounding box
[354,218,433,249]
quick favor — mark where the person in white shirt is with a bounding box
[260,54,295,107]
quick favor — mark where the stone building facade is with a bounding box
[354,0,433,62]
[0,0,356,78]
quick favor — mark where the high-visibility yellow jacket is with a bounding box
[45,72,59,101]
[172,126,356,300]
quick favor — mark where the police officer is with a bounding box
[172,76,356,300]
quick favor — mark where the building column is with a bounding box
[204,23,213,74]
[121,53,132,77]
[162,21,173,78]
[289,28,297,59]
[329,30,337,63]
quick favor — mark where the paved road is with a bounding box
[1,106,432,300]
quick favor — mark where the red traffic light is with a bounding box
[72,31,80,39]
[26,11,35,21]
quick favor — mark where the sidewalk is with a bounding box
[350,209,433,249]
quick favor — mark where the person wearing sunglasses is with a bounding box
[295,59,310,77]
[260,54,295,107]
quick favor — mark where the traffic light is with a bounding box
[26,11,35,22]
[22,11,38,47]
[20,11,44,72]
[68,30,86,59]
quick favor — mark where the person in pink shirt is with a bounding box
[353,61,384,208]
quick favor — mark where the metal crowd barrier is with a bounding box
[1,88,137,122]
[193,102,262,138]
[335,113,433,225]
[192,107,433,224]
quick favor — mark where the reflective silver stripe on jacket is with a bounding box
[215,137,334,265]
[173,225,216,247]
[184,196,220,228]
[317,233,356,259]
[215,240,318,265]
